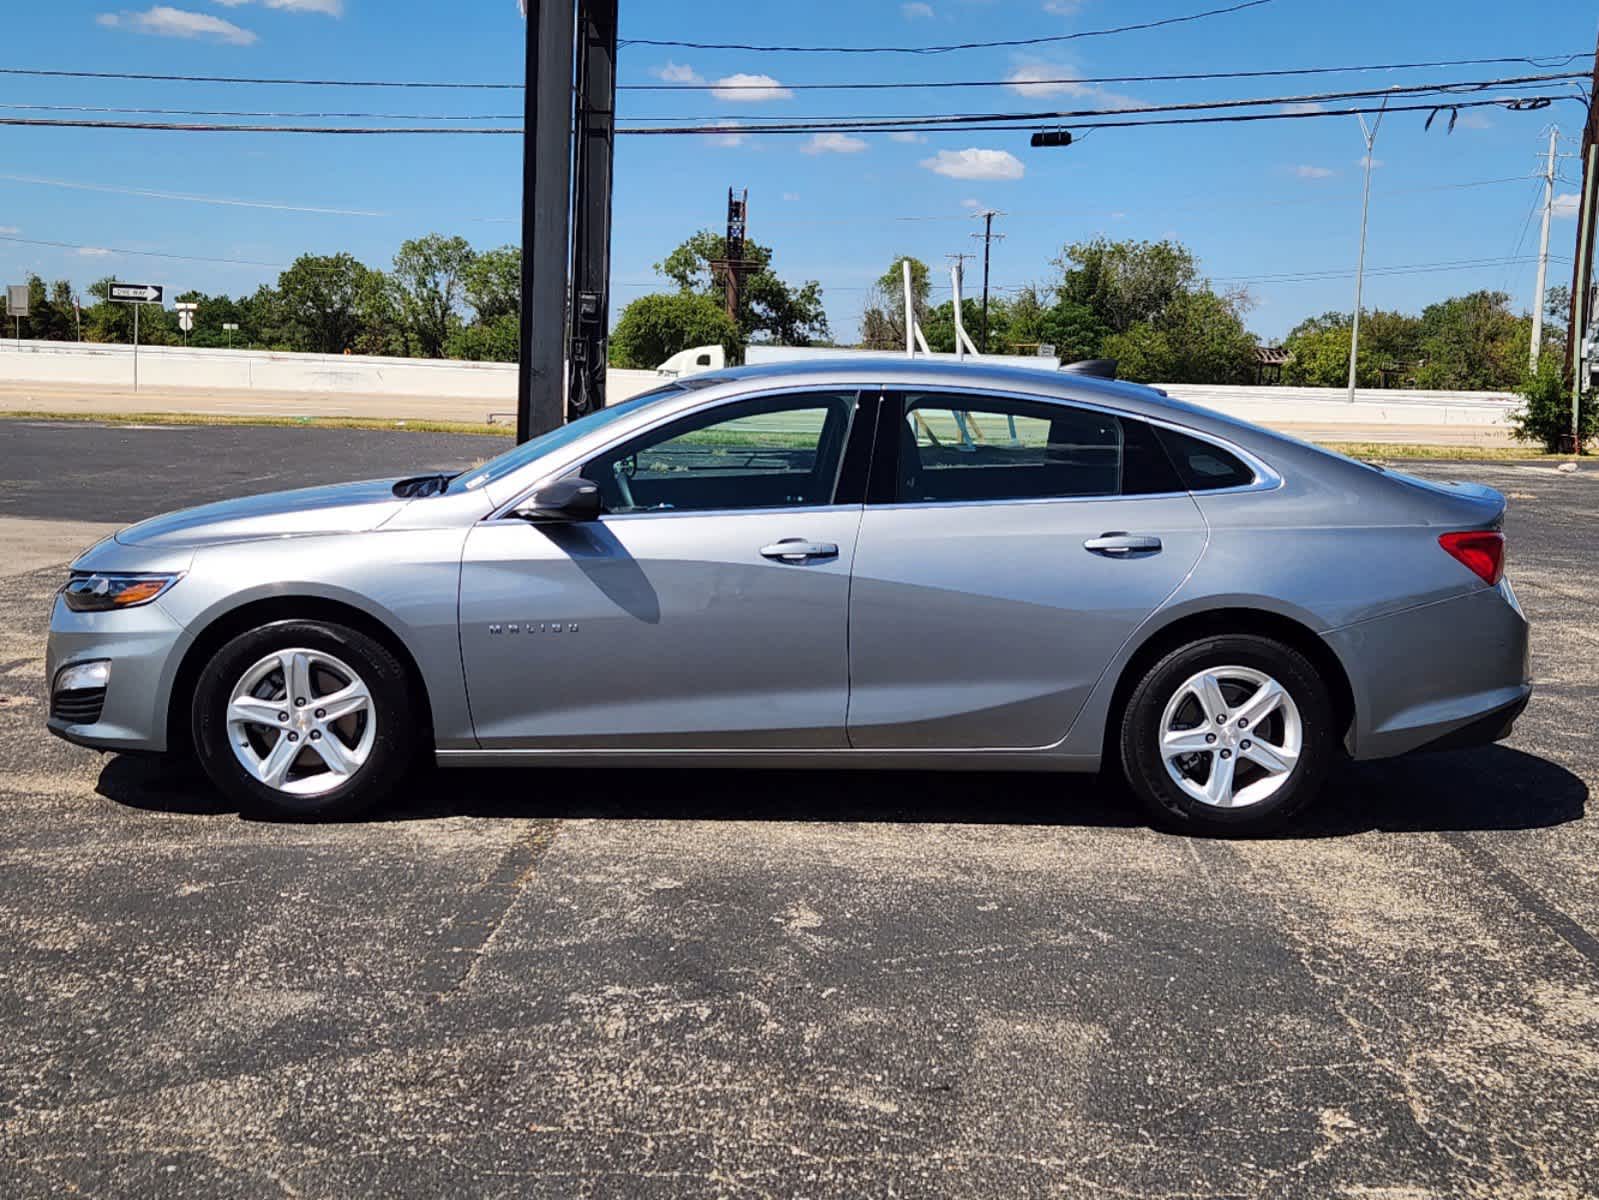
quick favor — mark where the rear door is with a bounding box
[846,390,1209,750]
[459,388,874,750]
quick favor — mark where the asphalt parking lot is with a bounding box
[1,419,1596,1199]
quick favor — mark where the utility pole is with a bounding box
[1347,98,1388,403]
[515,0,576,443]
[970,210,1005,354]
[709,189,756,357]
[1530,125,1559,369]
[566,0,617,419]
[1564,32,1599,452]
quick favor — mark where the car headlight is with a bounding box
[61,571,182,612]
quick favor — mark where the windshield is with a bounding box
[449,384,687,494]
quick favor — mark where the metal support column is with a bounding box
[516,0,577,443]
[567,0,618,419]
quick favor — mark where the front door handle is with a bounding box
[1084,533,1162,557]
[760,539,840,563]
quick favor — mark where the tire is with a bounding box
[1118,634,1337,836]
[191,619,418,820]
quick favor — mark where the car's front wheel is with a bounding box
[192,619,417,820]
[1119,634,1337,835]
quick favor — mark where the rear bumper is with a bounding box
[1404,692,1529,755]
[1325,580,1531,761]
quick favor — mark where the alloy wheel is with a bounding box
[225,648,376,796]
[1158,665,1303,809]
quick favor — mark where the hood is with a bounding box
[115,479,410,549]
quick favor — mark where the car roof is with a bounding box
[686,356,1234,433]
[672,356,1351,482]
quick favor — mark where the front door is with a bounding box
[459,389,866,750]
[847,391,1209,750]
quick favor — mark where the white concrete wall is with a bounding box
[0,338,1519,430]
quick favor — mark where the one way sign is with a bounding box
[108,282,163,304]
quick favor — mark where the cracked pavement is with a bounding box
[1,421,1595,1198]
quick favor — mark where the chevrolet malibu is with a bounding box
[46,360,1530,834]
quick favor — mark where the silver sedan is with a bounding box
[45,360,1530,834]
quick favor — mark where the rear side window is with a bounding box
[1154,426,1257,491]
[891,394,1185,503]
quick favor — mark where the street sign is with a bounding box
[178,311,195,333]
[108,282,162,304]
[6,284,28,318]
[173,301,198,312]
[222,322,239,331]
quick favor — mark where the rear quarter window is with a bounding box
[1154,427,1257,491]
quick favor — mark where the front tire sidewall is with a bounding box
[192,620,415,820]
[1120,635,1335,835]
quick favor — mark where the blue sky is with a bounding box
[0,0,1593,342]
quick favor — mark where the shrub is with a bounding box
[1511,355,1596,452]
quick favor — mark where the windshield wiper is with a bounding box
[391,472,459,498]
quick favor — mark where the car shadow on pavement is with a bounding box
[95,744,1585,837]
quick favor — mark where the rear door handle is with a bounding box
[760,539,840,563]
[1084,533,1162,556]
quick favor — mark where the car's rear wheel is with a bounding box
[192,619,417,820]
[1119,634,1337,835]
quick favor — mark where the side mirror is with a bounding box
[515,476,601,522]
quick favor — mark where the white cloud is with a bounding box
[1358,155,1384,170]
[1293,165,1335,179]
[0,226,18,235]
[921,147,1024,181]
[1042,0,1083,12]
[1454,111,1494,130]
[803,132,869,154]
[76,247,114,257]
[711,73,793,102]
[1005,65,1144,111]
[1554,193,1581,219]
[97,6,257,43]
[782,192,801,201]
[960,198,983,209]
[214,0,341,11]
[902,1,935,15]
[888,131,927,143]
[653,61,704,84]
[1280,101,1325,115]
[706,122,747,148]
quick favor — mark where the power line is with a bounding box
[606,73,1584,129]
[0,233,283,268]
[0,51,1585,92]
[618,0,1279,54]
[624,54,1592,91]
[0,173,390,216]
[623,94,1583,136]
[0,91,1574,138]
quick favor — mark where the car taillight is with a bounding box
[1439,530,1505,586]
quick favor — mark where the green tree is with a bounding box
[1055,238,1198,334]
[392,234,475,359]
[655,229,828,347]
[448,314,520,363]
[1413,291,1529,390]
[609,292,739,369]
[275,253,372,354]
[860,256,931,350]
[463,245,522,324]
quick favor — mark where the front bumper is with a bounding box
[1325,580,1532,761]
[45,593,191,753]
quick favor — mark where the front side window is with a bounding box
[582,391,856,515]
